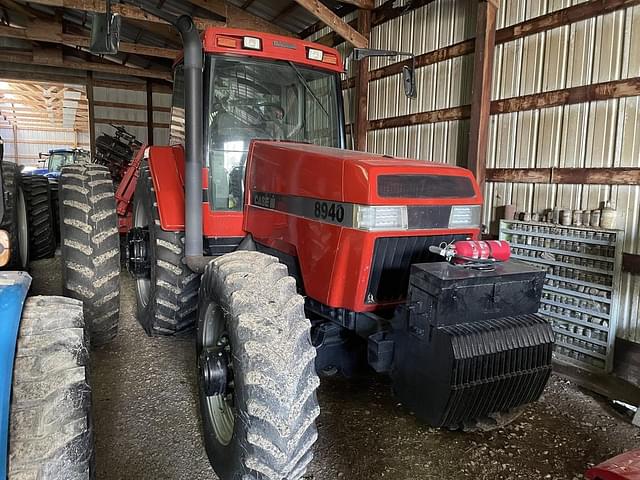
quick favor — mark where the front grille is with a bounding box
[366,235,466,304]
[378,174,476,199]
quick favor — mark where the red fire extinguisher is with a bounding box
[429,240,511,265]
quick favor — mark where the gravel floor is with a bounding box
[29,257,640,480]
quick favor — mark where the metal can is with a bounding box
[560,210,572,226]
[572,210,583,226]
[590,209,601,227]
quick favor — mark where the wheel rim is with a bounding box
[133,199,151,308]
[200,303,235,446]
[16,188,28,268]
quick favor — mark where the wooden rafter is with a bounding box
[187,0,294,35]
[293,0,368,47]
[338,0,373,8]
[24,0,223,30]
[0,80,90,132]
[0,49,172,80]
[0,23,180,59]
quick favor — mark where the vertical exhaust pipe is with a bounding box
[174,16,204,262]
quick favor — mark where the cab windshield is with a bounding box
[203,56,343,211]
[49,151,90,172]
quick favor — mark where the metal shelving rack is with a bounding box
[499,219,623,373]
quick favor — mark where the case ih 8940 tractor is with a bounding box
[56,7,554,480]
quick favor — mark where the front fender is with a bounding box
[0,271,31,477]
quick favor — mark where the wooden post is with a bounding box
[86,71,96,156]
[467,0,498,191]
[354,8,371,151]
[146,80,154,145]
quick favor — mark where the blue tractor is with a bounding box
[33,148,92,179]
[0,137,95,479]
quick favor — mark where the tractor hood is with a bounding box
[246,141,483,207]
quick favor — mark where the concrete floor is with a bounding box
[30,257,640,480]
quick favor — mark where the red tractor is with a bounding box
[57,6,554,479]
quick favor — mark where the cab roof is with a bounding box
[199,27,344,74]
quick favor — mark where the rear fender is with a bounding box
[147,146,245,238]
[0,272,31,477]
[147,145,186,231]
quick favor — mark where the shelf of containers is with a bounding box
[499,219,623,373]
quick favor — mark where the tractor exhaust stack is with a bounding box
[175,16,205,263]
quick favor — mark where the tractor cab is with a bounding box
[36,148,91,178]
[170,28,345,213]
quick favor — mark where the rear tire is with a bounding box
[197,251,320,480]
[131,163,199,335]
[0,162,29,269]
[59,163,120,346]
[8,296,94,480]
[21,174,56,260]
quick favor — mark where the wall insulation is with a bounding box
[314,0,639,344]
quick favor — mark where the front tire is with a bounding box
[197,251,320,480]
[131,163,199,335]
[8,296,94,479]
[59,163,120,346]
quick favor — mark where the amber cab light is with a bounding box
[217,36,238,48]
[322,53,338,65]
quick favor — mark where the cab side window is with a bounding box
[170,64,185,146]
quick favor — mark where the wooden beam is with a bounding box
[86,72,95,154]
[92,100,170,113]
[485,168,640,185]
[368,77,640,130]
[485,168,551,183]
[0,23,180,59]
[467,0,498,190]
[623,253,640,275]
[552,168,640,185]
[93,79,172,94]
[94,118,170,128]
[339,0,374,8]
[146,80,154,144]
[368,105,470,131]
[186,0,293,36]
[25,0,223,30]
[293,0,368,47]
[492,77,640,114]
[0,50,172,80]
[354,9,371,151]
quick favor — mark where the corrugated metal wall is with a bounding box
[313,0,640,343]
[486,1,640,343]
[0,127,90,167]
[93,78,172,146]
[367,0,476,164]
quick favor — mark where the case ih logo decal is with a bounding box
[252,191,353,227]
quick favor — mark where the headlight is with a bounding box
[449,205,481,228]
[354,205,408,231]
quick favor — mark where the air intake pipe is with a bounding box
[123,4,208,271]
[174,16,205,266]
